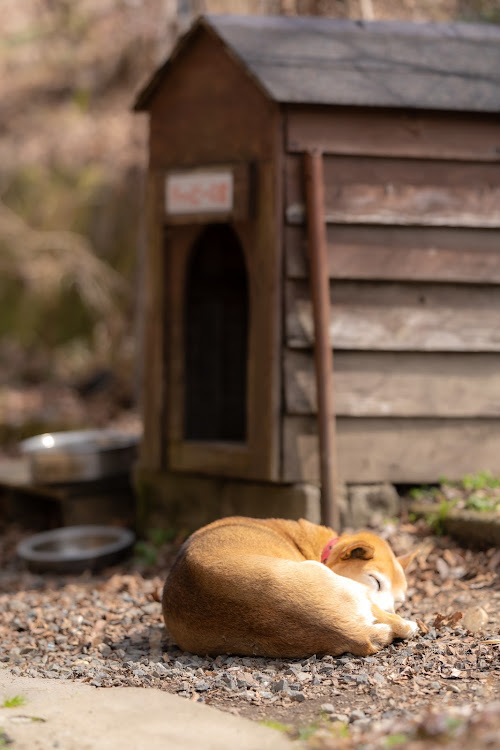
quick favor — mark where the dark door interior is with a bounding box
[183,223,249,442]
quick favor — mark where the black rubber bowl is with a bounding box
[17,525,135,574]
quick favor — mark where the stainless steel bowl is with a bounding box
[20,429,140,484]
[17,525,136,573]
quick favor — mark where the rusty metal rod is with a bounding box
[304,149,339,530]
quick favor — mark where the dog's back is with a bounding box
[163,516,417,658]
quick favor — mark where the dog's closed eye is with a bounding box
[368,574,382,591]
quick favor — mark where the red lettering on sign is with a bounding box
[166,172,233,215]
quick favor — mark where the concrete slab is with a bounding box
[0,671,292,750]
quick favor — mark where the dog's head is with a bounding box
[324,532,416,613]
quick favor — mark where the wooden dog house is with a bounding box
[133,15,500,528]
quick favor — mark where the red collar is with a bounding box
[321,537,339,564]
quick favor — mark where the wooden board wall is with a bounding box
[141,29,283,479]
[283,106,500,484]
[285,350,500,418]
[283,417,500,485]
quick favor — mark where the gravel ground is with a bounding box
[0,518,499,748]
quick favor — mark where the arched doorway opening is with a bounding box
[183,224,249,442]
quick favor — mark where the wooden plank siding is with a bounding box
[139,170,167,470]
[283,111,500,483]
[283,417,500,484]
[285,225,500,284]
[144,30,283,482]
[136,16,500,494]
[286,280,500,352]
[286,108,500,163]
[285,350,500,418]
[285,154,500,227]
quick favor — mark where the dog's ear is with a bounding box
[397,549,418,570]
[339,540,375,561]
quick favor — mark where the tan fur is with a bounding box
[162,516,417,658]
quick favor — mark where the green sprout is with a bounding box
[1,695,26,708]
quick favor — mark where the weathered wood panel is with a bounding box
[283,416,500,483]
[166,224,255,479]
[142,30,283,481]
[286,280,500,352]
[149,31,278,166]
[139,170,166,470]
[285,225,500,283]
[286,155,500,227]
[285,350,500,417]
[286,108,500,162]
[165,159,283,481]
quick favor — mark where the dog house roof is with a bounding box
[134,14,500,114]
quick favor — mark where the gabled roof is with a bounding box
[134,15,500,113]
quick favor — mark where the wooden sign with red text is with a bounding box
[164,164,252,224]
[166,170,233,216]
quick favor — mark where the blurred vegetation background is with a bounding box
[1,0,499,444]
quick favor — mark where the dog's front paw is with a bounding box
[368,607,419,649]
[389,615,418,641]
[401,618,419,639]
[367,618,418,654]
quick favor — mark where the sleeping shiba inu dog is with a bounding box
[163,516,418,658]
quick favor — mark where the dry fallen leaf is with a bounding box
[433,611,463,630]
[434,613,446,630]
[448,611,464,628]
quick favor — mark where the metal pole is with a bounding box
[304,149,339,530]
